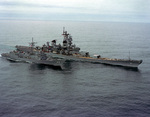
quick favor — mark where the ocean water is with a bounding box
[0,20,150,117]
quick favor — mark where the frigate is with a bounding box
[1,40,65,69]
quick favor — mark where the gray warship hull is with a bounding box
[1,52,65,69]
[46,53,142,68]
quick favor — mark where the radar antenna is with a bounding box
[128,51,131,60]
[63,27,65,34]
[29,37,37,54]
[29,37,37,47]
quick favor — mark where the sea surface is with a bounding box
[0,20,150,117]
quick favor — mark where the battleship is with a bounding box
[41,27,142,68]
[1,40,65,69]
[1,27,142,68]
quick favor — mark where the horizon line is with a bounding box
[0,19,149,24]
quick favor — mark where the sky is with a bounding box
[0,0,150,22]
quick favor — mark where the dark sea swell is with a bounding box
[0,20,150,117]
